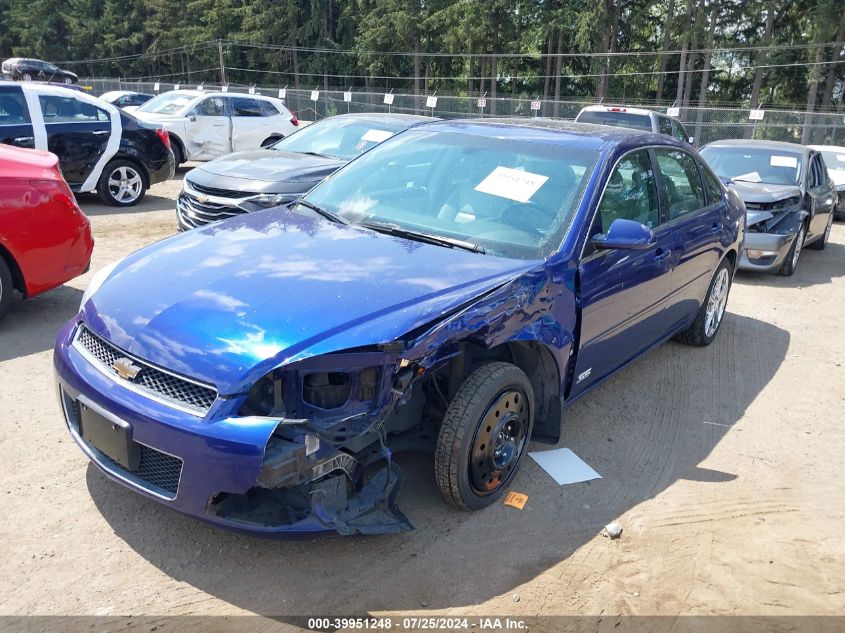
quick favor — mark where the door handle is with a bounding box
[653,247,672,263]
[93,130,110,135]
[13,136,34,143]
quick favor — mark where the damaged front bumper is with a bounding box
[738,230,795,272]
[53,320,412,537]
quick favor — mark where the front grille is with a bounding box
[191,182,251,199]
[177,192,248,227]
[75,325,217,414]
[63,391,182,499]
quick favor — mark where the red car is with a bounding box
[0,145,93,319]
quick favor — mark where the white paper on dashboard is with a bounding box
[474,166,549,203]
[770,155,798,168]
[360,129,393,143]
[734,171,761,182]
[529,448,602,485]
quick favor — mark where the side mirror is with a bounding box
[591,218,655,251]
[188,114,197,122]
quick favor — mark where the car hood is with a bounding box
[197,149,343,186]
[729,180,802,204]
[82,209,539,394]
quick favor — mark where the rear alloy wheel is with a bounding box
[97,160,147,207]
[0,257,13,320]
[674,259,732,347]
[63,77,73,85]
[807,213,833,251]
[21,73,32,81]
[778,223,806,276]
[435,362,534,510]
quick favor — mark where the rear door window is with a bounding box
[0,89,31,124]
[231,97,263,117]
[654,148,707,219]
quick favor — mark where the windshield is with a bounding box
[700,146,802,186]
[302,129,597,260]
[576,110,651,131]
[137,92,194,115]
[819,150,845,171]
[274,117,413,161]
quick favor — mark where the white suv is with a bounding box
[132,90,298,165]
[575,105,692,144]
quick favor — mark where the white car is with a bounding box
[131,90,299,165]
[808,145,845,219]
[575,105,693,144]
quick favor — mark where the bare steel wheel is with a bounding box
[435,362,534,510]
[97,160,147,207]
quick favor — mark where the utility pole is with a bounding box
[218,40,227,86]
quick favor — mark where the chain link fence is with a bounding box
[84,78,845,147]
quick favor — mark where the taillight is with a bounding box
[156,128,171,150]
[290,112,299,127]
[30,178,79,210]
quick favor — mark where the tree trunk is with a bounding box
[468,53,474,98]
[414,35,421,113]
[694,4,718,145]
[801,45,825,144]
[682,0,706,110]
[596,0,617,100]
[745,4,773,138]
[820,10,845,110]
[656,0,676,103]
[553,29,563,115]
[674,0,694,105]
[543,32,553,99]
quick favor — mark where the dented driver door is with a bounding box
[184,96,231,160]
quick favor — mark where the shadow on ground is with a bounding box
[0,285,82,361]
[86,311,788,615]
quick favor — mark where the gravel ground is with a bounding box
[1,168,843,623]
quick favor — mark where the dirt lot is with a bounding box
[1,168,843,623]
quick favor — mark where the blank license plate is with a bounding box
[78,403,140,470]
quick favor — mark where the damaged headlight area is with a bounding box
[208,351,439,535]
[746,196,804,234]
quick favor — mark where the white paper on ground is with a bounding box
[474,166,549,203]
[529,447,602,485]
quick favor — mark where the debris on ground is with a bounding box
[504,491,528,510]
[603,522,623,539]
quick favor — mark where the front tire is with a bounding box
[62,77,73,85]
[97,160,147,207]
[170,139,183,167]
[778,223,805,276]
[0,257,13,320]
[435,362,534,510]
[674,259,732,347]
[21,73,32,81]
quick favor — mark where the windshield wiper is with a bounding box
[299,151,334,159]
[295,200,349,225]
[360,221,485,254]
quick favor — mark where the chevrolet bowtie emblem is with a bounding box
[196,193,209,204]
[112,357,142,380]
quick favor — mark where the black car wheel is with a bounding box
[170,139,183,167]
[97,160,147,207]
[674,259,732,347]
[807,213,833,251]
[21,73,32,81]
[778,223,806,276]
[62,77,73,85]
[435,362,534,510]
[0,257,14,320]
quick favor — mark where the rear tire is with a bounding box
[435,362,534,510]
[0,257,14,320]
[778,223,806,276]
[97,160,147,207]
[62,77,73,85]
[807,213,833,251]
[21,73,32,81]
[674,259,732,347]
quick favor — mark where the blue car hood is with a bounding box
[82,209,539,394]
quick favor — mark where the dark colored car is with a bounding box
[55,120,743,536]
[700,139,836,275]
[100,91,155,110]
[0,144,93,319]
[177,113,432,230]
[0,83,174,206]
[2,58,78,84]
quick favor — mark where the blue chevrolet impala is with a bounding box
[54,120,745,536]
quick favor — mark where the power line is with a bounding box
[55,42,218,65]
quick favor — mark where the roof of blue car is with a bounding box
[415,117,683,151]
